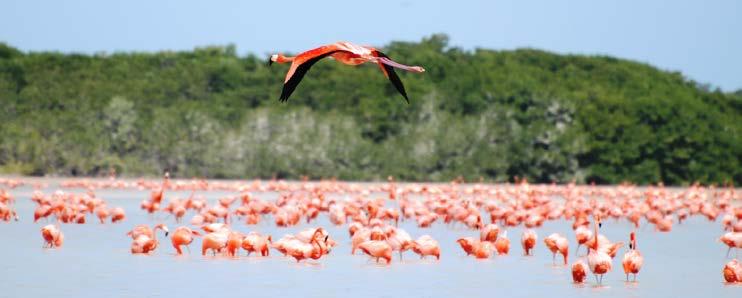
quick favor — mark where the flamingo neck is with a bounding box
[593,218,599,251]
[276,54,294,63]
[376,57,425,73]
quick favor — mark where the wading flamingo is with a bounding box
[494,231,510,255]
[409,235,441,260]
[171,226,201,254]
[41,224,64,248]
[572,259,587,283]
[521,229,537,256]
[129,224,169,254]
[358,239,393,264]
[622,231,643,282]
[724,259,741,283]
[588,215,612,285]
[269,41,425,103]
[544,233,569,265]
[720,232,742,258]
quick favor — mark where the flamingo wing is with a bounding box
[373,51,409,104]
[280,44,349,102]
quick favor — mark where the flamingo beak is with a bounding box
[268,56,273,66]
[165,231,169,237]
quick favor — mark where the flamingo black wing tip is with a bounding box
[402,94,410,104]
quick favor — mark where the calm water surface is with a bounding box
[1,183,739,298]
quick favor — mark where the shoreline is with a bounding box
[1,175,739,190]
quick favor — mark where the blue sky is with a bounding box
[2,0,740,91]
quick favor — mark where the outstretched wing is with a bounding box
[373,50,409,104]
[280,43,355,102]
[280,50,339,101]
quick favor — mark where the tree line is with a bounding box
[0,34,739,184]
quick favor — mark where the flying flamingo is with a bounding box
[588,215,613,285]
[269,41,425,103]
[622,231,644,282]
[41,224,64,248]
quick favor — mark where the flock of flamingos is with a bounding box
[1,175,741,285]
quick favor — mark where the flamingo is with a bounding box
[494,231,510,255]
[110,207,126,223]
[269,41,425,103]
[471,241,495,259]
[241,232,272,256]
[480,224,500,242]
[41,224,64,248]
[574,225,592,254]
[572,259,588,283]
[622,231,644,282]
[456,237,478,256]
[171,226,201,254]
[202,229,230,256]
[720,232,742,258]
[588,215,613,285]
[129,224,169,254]
[285,229,330,262]
[544,233,569,265]
[358,239,393,264]
[127,224,169,240]
[724,259,742,283]
[409,235,441,260]
[521,229,537,256]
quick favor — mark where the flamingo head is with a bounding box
[269,54,278,66]
[155,224,169,237]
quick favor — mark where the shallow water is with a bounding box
[1,183,739,298]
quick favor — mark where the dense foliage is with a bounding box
[0,35,739,184]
